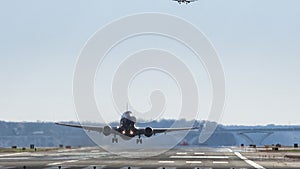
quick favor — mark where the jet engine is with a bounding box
[103,125,112,136]
[144,127,153,137]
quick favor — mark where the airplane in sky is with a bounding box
[56,111,198,144]
[173,0,198,4]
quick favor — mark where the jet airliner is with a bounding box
[173,0,198,4]
[56,111,198,144]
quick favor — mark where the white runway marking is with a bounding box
[0,157,30,160]
[186,161,202,164]
[194,152,205,155]
[0,153,25,157]
[170,155,229,159]
[47,159,79,166]
[47,162,63,166]
[176,152,187,155]
[158,160,175,163]
[212,161,228,164]
[120,167,140,169]
[234,152,265,169]
[64,160,78,163]
[226,148,233,152]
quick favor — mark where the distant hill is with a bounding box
[0,120,299,148]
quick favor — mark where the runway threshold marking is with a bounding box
[234,152,265,169]
[47,162,63,166]
[212,161,228,164]
[158,160,175,163]
[170,155,229,159]
[47,159,79,166]
[186,161,202,164]
[0,152,26,157]
[0,157,30,160]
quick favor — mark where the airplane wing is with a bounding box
[139,126,199,135]
[154,127,199,133]
[55,122,104,132]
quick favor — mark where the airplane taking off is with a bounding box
[56,111,198,144]
[173,0,198,4]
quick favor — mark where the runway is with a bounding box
[0,146,299,169]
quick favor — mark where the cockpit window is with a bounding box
[121,111,136,122]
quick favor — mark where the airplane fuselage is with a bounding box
[116,111,139,139]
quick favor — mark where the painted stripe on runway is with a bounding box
[158,160,175,163]
[170,155,229,159]
[0,157,30,160]
[120,167,140,169]
[64,160,78,163]
[47,159,78,166]
[186,161,202,164]
[194,152,205,155]
[0,153,25,157]
[213,161,228,164]
[234,152,265,169]
[176,152,187,155]
[47,162,63,166]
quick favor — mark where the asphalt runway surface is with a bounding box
[0,146,299,169]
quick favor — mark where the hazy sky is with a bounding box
[0,0,300,125]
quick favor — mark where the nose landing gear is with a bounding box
[112,134,118,143]
[136,135,142,144]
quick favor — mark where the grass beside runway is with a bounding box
[0,147,59,153]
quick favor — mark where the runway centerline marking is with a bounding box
[158,160,175,163]
[170,155,229,159]
[176,152,187,155]
[186,161,202,164]
[194,152,205,155]
[234,152,265,169]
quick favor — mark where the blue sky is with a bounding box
[0,0,300,125]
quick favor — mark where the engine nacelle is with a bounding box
[144,127,153,137]
[103,125,112,136]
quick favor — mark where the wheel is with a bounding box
[115,138,118,143]
[112,138,115,143]
[140,139,142,144]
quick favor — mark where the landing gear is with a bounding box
[112,134,118,143]
[136,135,142,144]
